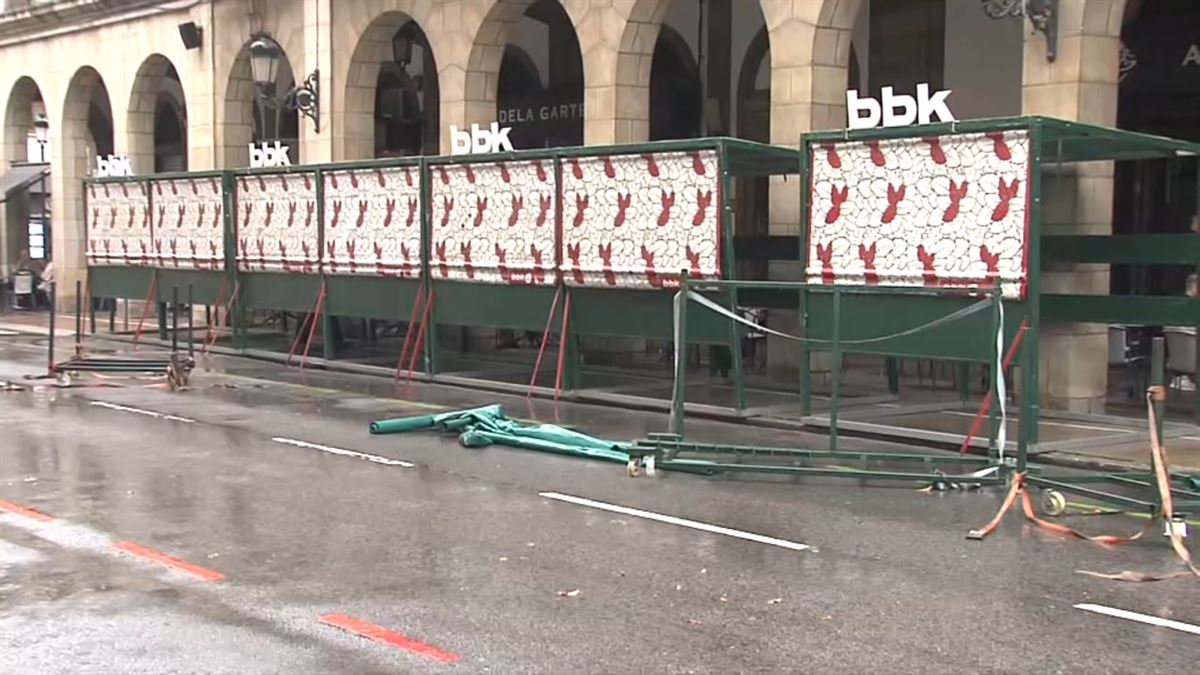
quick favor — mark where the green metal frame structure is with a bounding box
[82,137,801,390]
[640,116,1199,518]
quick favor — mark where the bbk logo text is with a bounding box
[95,154,133,177]
[248,141,292,168]
[846,83,955,130]
[449,122,514,155]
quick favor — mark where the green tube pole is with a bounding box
[670,271,690,436]
[1150,336,1166,452]
[829,287,841,453]
[988,290,1001,459]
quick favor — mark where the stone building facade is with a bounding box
[0,0,1167,411]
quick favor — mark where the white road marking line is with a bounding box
[1182,436,1200,442]
[271,437,414,467]
[942,410,1134,434]
[1075,603,1200,636]
[89,401,195,423]
[539,492,811,552]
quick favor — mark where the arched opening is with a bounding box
[649,25,701,141]
[128,54,187,174]
[222,37,299,168]
[344,12,439,160]
[494,0,584,149]
[59,66,115,308]
[4,76,44,164]
[1113,0,1200,299]
[3,77,50,281]
[735,25,771,281]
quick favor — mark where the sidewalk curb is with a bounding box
[2,321,1192,475]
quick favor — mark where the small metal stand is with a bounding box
[49,283,194,391]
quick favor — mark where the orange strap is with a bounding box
[968,391,1200,582]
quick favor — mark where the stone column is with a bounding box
[1021,0,1123,412]
[703,0,732,135]
[299,0,334,163]
[762,0,860,380]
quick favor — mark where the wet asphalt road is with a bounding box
[1,336,1198,674]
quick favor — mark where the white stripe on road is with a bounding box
[271,437,414,467]
[1075,603,1200,636]
[89,401,195,423]
[539,492,811,552]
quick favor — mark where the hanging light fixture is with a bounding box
[979,0,1058,62]
[248,32,320,132]
[392,23,415,69]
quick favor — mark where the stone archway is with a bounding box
[55,66,115,310]
[220,38,299,168]
[3,76,44,165]
[341,11,438,161]
[128,54,187,174]
[459,0,590,147]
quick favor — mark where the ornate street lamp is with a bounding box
[32,114,49,161]
[248,32,320,132]
[392,24,415,69]
[980,0,1058,62]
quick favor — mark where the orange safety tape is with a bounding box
[967,391,1199,582]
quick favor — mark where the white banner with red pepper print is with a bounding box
[560,150,722,289]
[235,172,318,274]
[324,166,421,278]
[86,181,152,267]
[429,159,557,285]
[806,130,1030,299]
[149,177,225,270]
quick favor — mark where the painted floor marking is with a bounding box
[89,400,195,423]
[271,437,414,467]
[0,501,223,583]
[320,613,461,663]
[539,492,811,552]
[0,499,57,522]
[1075,604,1200,636]
[111,540,225,582]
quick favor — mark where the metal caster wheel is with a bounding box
[1041,489,1066,517]
[643,455,657,478]
[626,459,641,478]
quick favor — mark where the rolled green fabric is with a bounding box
[370,404,508,435]
[369,414,436,434]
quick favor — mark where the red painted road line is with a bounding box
[319,613,462,664]
[111,541,225,582]
[0,499,57,522]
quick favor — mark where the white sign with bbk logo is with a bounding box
[95,154,133,177]
[449,122,515,155]
[248,141,292,168]
[846,83,955,130]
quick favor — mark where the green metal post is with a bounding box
[1021,122,1046,468]
[670,271,690,435]
[420,158,438,375]
[720,165,746,413]
[798,143,813,416]
[829,287,841,453]
[225,172,247,350]
[987,290,1001,458]
[1150,336,1166,447]
[886,357,900,396]
[315,168,334,362]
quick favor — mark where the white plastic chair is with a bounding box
[1165,327,1196,391]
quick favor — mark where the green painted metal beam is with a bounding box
[1042,234,1200,265]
